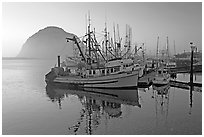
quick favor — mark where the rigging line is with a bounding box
[94,35,104,39]
[95,32,104,36]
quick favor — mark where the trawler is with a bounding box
[152,68,170,87]
[152,36,171,87]
[45,15,139,89]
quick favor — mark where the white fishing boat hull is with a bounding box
[49,70,139,89]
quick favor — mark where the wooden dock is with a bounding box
[170,80,202,90]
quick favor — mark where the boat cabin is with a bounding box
[166,62,176,69]
[85,58,134,77]
[156,68,169,77]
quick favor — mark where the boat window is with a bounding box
[89,70,92,75]
[107,69,109,74]
[111,68,114,73]
[163,71,166,73]
[93,70,96,74]
[114,66,120,72]
[102,69,105,74]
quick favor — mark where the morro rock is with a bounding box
[17,26,80,59]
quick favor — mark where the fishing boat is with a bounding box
[46,57,139,89]
[45,15,139,89]
[166,62,177,78]
[152,68,170,87]
[134,63,145,78]
[152,36,171,87]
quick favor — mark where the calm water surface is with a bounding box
[2,59,202,135]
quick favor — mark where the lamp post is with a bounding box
[189,42,196,114]
[190,42,196,85]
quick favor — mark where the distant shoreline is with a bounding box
[2,57,55,60]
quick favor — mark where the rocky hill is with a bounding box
[17,26,82,59]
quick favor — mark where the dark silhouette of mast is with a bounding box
[174,40,176,56]
[156,36,159,68]
[113,23,117,57]
[166,36,169,59]
[117,24,121,57]
[104,17,108,59]
[88,11,91,65]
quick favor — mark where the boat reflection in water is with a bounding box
[152,84,170,97]
[152,84,170,130]
[46,85,141,135]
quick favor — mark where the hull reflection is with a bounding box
[152,83,171,130]
[152,84,170,96]
[45,85,141,135]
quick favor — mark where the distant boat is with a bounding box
[166,62,176,69]
[152,68,170,87]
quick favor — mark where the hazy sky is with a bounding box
[2,2,202,57]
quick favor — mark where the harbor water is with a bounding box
[2,59,202,135]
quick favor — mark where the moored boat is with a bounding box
[45,14,139,89]
[152,68,170,87]
[46,58,139,89]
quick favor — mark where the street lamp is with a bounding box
[190,42,196,52]
[190,42,196,85]
[189,42,196,113]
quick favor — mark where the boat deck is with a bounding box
[138,71,156,87]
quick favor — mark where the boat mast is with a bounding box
[113,23,117,57]
[174,40,176,56]
[124,24,128,58]
[128,26,132,58]
[117,24,121,57]
[142,43,145,63]
[88,11,91,65]
[104,17,108,60]
[156,36,159,68]
[166,36,169,60]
